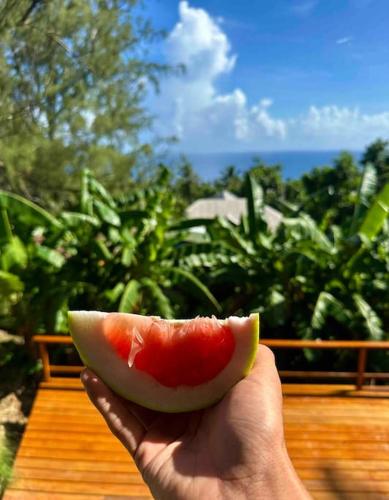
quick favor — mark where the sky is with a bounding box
[145,0,389,153]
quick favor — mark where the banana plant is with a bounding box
[177,172,388,348]
[0,168,221,347]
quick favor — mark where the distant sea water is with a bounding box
[179,150,363,181]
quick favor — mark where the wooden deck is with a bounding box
[4,381,389,500]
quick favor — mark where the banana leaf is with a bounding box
[312,291,352,330]
[119,280,141,313]
[0,191,62,229]
[246,173,267,243]
[350,163,377,234]
[353,293,384,340]
[141,278,173,318]
[359,183,389,240]
[171,267,221,313]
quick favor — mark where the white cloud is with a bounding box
[167,1,236,80]
[295,105,389,148]
[290,1,318,16]
[151,1,389,152]
[152,1,286,151]
[336,36,353,45]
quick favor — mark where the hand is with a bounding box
[81,345,310,500]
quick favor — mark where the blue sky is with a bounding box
[145,0,389,152]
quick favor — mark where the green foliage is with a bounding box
[0,140,387,373]
[176,167,388,351]
[0,168,220,341]
[0,0,170,204]
[248,160,285,207]
[214,166,242,195]
[0,435,13,495]
[174,159,216,211]
[359,183,389,240]
[362,139,389,189]
[289,152,361,225]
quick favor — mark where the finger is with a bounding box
[125,401,161,430]
[238,345,283,418]
[250,344,282,387]
[81,369,145,456]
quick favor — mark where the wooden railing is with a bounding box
[33,335,389,390]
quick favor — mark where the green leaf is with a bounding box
[169,218,214,231]
[34,245,66,269]
[330,225,343,245]
[246,173,266,243]
[215,217,255,255]
[121,246,135,267]
[119,280,141,313]
[0,271,24,295]
[119,209,149,225]
[350,163,377,233]
[0,208,12,242]
[353,293,384,340]
[94,200,121,227]
[89,177,116,209]
[80,169,92,215]
[171,267,222,313]
[1,237,28,271]
[311,292,351,330]
[141,278,173,318]
[276,199,300,216]
[0,191,62,229]
[108,227,121,243]
[359,163,377,206]
[265,289,286,327]
[105,283,125,304]
[62,212,100,228]
[359,183,389,240]
[283,214,333,253]
[93,239,113,260]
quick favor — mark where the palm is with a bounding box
[83,346,287,500]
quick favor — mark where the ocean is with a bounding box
[180,150,363,181]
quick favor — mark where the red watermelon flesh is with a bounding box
[103,314,235,387]
[69,311,259,412]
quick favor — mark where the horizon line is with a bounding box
[182,149,363,155]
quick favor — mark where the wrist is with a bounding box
[222,446,310,500]
[259,447,310,500]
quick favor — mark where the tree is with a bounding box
[0,0,169,204]
[292,152,361,225]
[248,159,284,207]
[174,158,215,209]
[214,166,243,195]
[361,139,389,189]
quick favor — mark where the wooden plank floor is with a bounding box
[4,382,389,500]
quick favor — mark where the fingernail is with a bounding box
[80,368,91,385]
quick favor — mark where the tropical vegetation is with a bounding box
[0,150,387,373]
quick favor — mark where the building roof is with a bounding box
[185,191,283,231]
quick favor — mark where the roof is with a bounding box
[185,191,283,231]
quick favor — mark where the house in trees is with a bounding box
[186,191,282,231]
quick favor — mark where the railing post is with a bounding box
[356,348,367,390]
[38,342,51,382]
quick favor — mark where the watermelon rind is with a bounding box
[68,311,259,413]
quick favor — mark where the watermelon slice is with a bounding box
[69,311,259,412]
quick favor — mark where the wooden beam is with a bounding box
[32,335,389,390]
[38,343,50,382]
[50,365,84,374]
[33,335,72,344]
[261,339,389,349]
[357,348,367,390]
